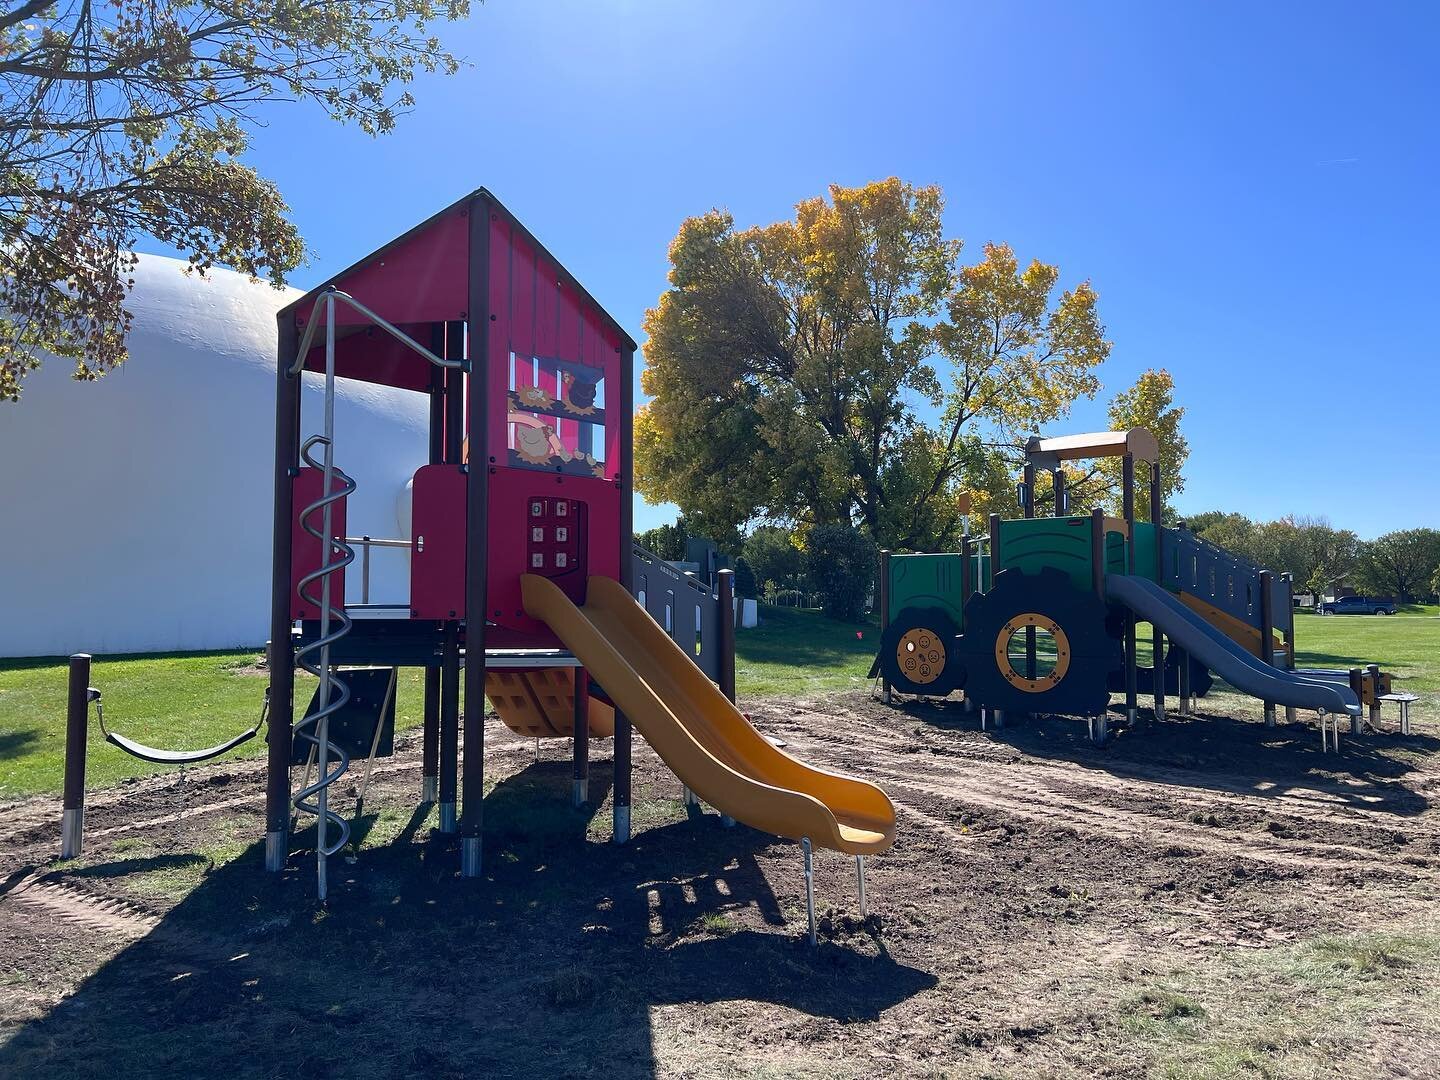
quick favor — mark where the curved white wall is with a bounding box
[0,254,429,657]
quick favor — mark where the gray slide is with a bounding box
[1105,574,1359,715]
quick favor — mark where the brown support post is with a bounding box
[266,316,301,872]
[1150,461,1165,723]
[438,624,460,832]
[460,205,491,879]
[878,550,892,703]
[1053,468,1067,516]
[438,323,465,836]
[1022,463,1037,679]
[1122,454,1138,726]
[1260,569,1277,728]
[614,340,636,843]
[1089,507,1109,743]
[1090,508,1105,599]
[987,513,1005,728]
[61,653,91,859]
[572,669,590,807]
[421,333,445,804]
[717,569,737,704]
[960,534,973,605]
[1281,573,1297,723]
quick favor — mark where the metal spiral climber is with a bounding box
[291,434,356,901]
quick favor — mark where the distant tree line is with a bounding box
[1184,512,1440,604]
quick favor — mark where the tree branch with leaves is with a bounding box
[0,0,470,401]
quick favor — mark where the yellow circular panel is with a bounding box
[994,612,1072,693]
[897,627,947,686]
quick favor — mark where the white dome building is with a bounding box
[0,254,429,657]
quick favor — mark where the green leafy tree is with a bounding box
[0,0,470,402]
[635,178,1110,551]
[1352,529,1440,602]
[742,525,804,591]
[731,556,758,599]
[635,518,691,562]
[803,524,878,622]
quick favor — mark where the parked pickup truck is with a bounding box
[1320,596,1397,616]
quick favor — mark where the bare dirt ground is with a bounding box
[2,690,1440,1079]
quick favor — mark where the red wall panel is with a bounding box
[290,468,348,621]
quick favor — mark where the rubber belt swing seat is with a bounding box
[99,691,268,766]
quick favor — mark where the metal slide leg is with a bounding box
[802,838,817,946]
[856,855,867,918]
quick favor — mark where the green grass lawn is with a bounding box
[1,605,1434,799]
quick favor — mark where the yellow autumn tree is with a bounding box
[636,178,1112,550]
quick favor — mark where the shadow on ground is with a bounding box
[0,760,934,1080]
[900,695,1437,817]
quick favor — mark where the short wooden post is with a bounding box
[62,654,92,859]
[1281,573,1297,723]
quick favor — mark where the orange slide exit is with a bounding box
[520,574,896,855]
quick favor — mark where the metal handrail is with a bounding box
[344,535,411,605]
[287,286,466,377]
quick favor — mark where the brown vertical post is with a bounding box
[438,322,465,836]
[421,332,446,803]
[1089,507,1109,743]
[572,669,590,807]
[878,550,892,702]
[266,315,301,872]
[1150,460,1165,722]
[438,624,460,832]
[1122,454,1138,724]
[717,569,737,704]
[987,512,1005,728]
[61,653,91,859]
[1260,569,1277,728]
[1281,573,1297,723]
[460,203,491,879]
[1022,462,1035,519]
[614,340,636,844]
[1053,468,1067,516]
[960,534,973,605]
[1090,508,1105,598]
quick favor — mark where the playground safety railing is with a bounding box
[344,535,411,605]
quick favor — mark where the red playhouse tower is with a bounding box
[265,190,894,917]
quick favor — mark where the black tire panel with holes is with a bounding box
[878,607,964,696]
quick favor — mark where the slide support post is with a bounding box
[856,855,868,918]
[1260,569,1277,728]
[802,837,816,946]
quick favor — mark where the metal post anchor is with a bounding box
[461,836,482,878]
[855,855,867,919]
[802,837,816,946]
[422,775,439,803]
[265,830,286,872]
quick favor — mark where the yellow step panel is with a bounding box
[486,668,615,739]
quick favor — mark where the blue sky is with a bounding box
[222,0,1439,539]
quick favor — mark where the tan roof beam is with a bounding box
[1025,427,1160,469]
